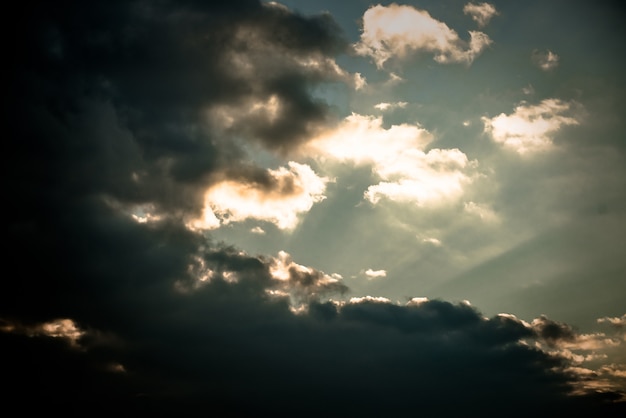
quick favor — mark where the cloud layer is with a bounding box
[5,0,625,415]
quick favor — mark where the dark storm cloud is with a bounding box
[4,0,626,416]
[8,0,348,218]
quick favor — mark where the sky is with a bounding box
[5,0,626,415]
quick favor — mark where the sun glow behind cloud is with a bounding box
[7,0,626,413]
[308,113,475,206]
[192,162,329,230]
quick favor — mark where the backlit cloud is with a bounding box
[355,4,492,68]
[482,99,582,153]
[269,250,347,310]
[192,162,329,230]
[308,113,475,206]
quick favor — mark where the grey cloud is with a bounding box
[532,314,578,347]
[5,1,626,416]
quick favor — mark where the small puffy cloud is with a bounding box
[532,49,560,71]
[354,4,492,68]
[364,268,387,279]
[522,84,535,95]
[463,2,499,28]
[192,162,328,230]
[422,237,443,246]
[406,297,429,306]
[482,99,582,154]
[598,314,626,328]
[374,101,408,111]
[308,113,475,206]
[348,296,392,304]
[250,226,266,235]
[269,251,347,309]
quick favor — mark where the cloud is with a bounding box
[482,99,582,153]
[464,201,500,223]
[269,251,347,310]
[374,101,408,111]
[5,0,626,414]
[532,49,560,70]
[0,318,85,345]
[308,113,475,206]
[355,4,492,68]
[598,314,626,328]
[364,268,387,279]
[191,162,329,230]
[463,2,499,27]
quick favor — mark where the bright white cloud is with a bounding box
[482,99,581,154]
[349,296,392,304]
[422,237,443,246]
[355,4,492,68]
[463,2,498,28]
[191,162,328,230]
[308,113,475,206]
[364,269,387,279]
[406,297,429,305]
[532,49,560,71]
[374,101,408,111]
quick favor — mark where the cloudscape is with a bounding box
[5,0,626,416]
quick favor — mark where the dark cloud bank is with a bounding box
[4,1,624,416]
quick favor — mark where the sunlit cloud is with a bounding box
[191,162,329,230]
[598,314,626,328]
[355,4,492,68]
[0,318,85,345]
[374,101,408,111]
[251,226,266,235]
[482,99,582,154]
[422,237,443,246]
[348,296,392,304]
[364,268,387,279]
[308,113,475,206]
[269,250,347,310]
[463,2,498,28]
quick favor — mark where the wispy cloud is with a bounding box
[374,101,408,111]
[532,49,560,71]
